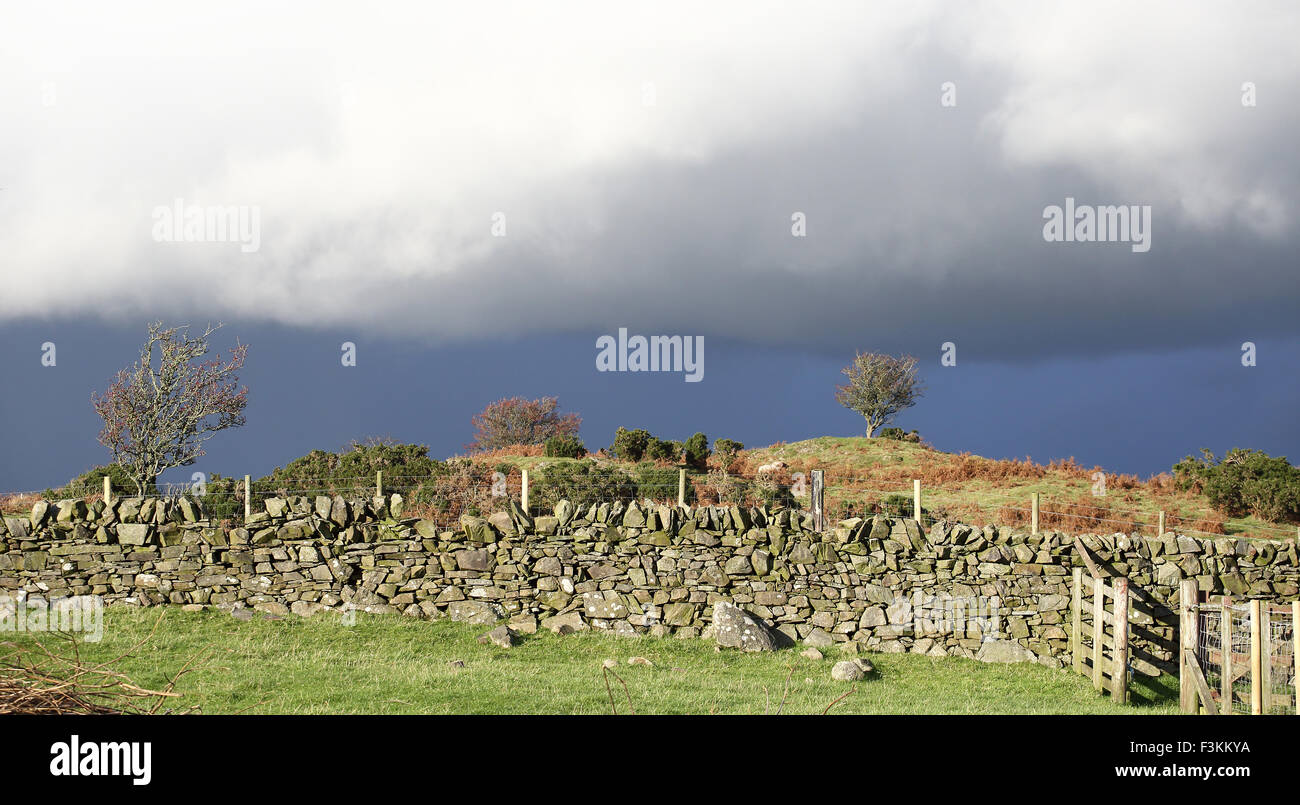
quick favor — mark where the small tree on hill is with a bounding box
[91,322,248,495]
[835,352,924,437]
[468,396,581,452]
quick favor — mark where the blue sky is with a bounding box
[0,320,1294,491]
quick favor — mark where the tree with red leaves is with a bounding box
[91,322,248,495]
[468,396,580,452]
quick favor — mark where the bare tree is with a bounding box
[834,352,924,437]
[91,322,248,495]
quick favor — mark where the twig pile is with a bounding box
[0,616,204,715]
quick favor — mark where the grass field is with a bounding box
[3,606,1179,715]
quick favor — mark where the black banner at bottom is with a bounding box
[2,714,1289,791]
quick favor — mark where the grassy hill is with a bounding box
[737,437,1295,540]
[433,436,1295,540]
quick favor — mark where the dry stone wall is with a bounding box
[2,494,1297,671]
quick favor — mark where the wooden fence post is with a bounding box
[1250,599,1263,715]
[1112,578,1129,704]
[103,475,112,506]
[375,470,383,500]
[677,469,686,507]
[1093,576,1105,692]
[1071,568,1083,673]
[912,479,922,524]
[243,474,251,520]
[521,470,530,514]
[1293,601,1299,715]
[1179,580,1197,713]
[1222,596,1233,712]
[1158,510,1166,537]
[1031,492,1040,535]
[1261,604,1272,714]
[811,470,824,532]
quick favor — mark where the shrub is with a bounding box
[405,457,500,520]
[1173,448,1300,523]
[611,427,651,462]
[682,432,710,470]
[43,463,141,499]
[533,460,638,511]
[643,438,681,462]
[878,427,921,443]
[706,468,749,505]
[712,439,743,471]
[544,435,587,458]
[258,440,443,495]
[752,472,795,508]
[877,493,914,517]
[468,396,581,452]
[196,473,242,521]
[633,462,687,503]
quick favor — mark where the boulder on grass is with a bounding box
[712,601,779,652]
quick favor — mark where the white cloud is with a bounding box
[0,1,1295,349]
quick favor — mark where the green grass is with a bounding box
[4,606,1178,715]
[745,436,1295,539]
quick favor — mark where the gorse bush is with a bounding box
[682,432,710,470]
[878,427,921,443]
[1173,448,1300,524]
[259,439,443,492]
[633,462,689,503]
[644,438,682,462]
[543,435,587,458]
[611,428,711,469]
[533,460,638,511]
[44,464,142,499]
[610,428,651,462]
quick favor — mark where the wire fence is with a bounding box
[822,479,1297,541]
[1195,601,1297,715]
[3,467,1297,541]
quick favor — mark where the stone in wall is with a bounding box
[1,493,1296,672]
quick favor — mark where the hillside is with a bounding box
[6,437,1295,541]
[463,436,1296,541]
[737,437,1295,540]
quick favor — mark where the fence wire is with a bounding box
[1197,602,1297,715]
[6,467,1298,543]
[1267,607,1297,715]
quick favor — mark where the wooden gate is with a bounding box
[1070,566,1130,703]
[1179,580,1300,715]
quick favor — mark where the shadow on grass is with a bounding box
[1125,673,1180,709]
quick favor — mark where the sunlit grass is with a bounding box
[5,606,1178,715]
